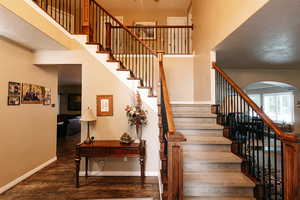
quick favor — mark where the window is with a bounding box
[263,92,294,123]
[248,94,261,107]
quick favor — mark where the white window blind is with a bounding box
[263,92,294,123]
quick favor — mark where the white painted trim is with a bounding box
[79,171,159,177]
[170,101,212,104]
[0,157,57,194]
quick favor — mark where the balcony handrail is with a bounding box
[90,0,157,57]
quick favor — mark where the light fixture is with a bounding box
[81,107,97,144]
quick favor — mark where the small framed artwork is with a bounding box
[8,96,20,106]
[97,95,113,116]
[43,88,51,105]
[8,82,21,96]
[22,83,43,104]
[68,94,81,111]
[134,21,157,40]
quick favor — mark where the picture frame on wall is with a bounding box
[68,94,81,111]
[8,82,21,96]
[43,88,51,105]
[96,95,113,116]
[8,96,20,106]
[21,83,43,104]
[134,21,157,40]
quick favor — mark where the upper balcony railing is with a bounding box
[212,63,300,200]
[124,25,193,55]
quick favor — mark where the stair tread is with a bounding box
[185,197,255,200]
[173,113,217,118]
[176,123,223,130]
[184,136,231,145]
[184,152,241,163]
[184,172,255,187]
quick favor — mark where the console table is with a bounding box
[75,140,146,187]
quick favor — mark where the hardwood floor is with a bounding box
[0,133,160,200]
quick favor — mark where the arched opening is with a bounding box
[244,81,296,129]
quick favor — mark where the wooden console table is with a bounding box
[75,140,146,187]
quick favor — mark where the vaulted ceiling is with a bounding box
[216,0,300,69]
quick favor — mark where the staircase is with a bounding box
[172,104,256,200]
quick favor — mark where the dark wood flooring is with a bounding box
[0,133,160,200]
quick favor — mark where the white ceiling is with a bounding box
[58,65,82,86]
[96,0,190,12]
[0,5,65,51]
[216,0,300,69]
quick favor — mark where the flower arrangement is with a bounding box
[124,92,148,141]
[124,105,148,126]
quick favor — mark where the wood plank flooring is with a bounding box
[0,133,160,200]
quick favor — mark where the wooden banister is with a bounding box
[158,52,175,135]
[212,62,297,142]
[213,62,300,200]
[88,0,157,57]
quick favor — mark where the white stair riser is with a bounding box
[174,117,217,125]
[184,186,254,197]
[184,163,241,172]
[179,129,223,137]
[184,197,255,200]
[172,107,211,114]
[183,144,231,152]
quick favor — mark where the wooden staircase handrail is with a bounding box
[212,62,297,142]
[90,0,157,57]
[159,57,176,135]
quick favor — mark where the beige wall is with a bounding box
[192,0,269,101]
[79,50,160,173]
[59,85,81,115]
[164,56,194,102]
[225,68,300,133]
[0,37,58,188]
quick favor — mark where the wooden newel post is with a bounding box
[82,0,93,41]
[283,135,300,200]
[105,22,112,51]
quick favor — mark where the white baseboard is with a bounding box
[0,157,57,194]
[79,171,159,177]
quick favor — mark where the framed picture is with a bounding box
[8,96,20,106]
[22,83,43,104]
[97,95,113,116]
[134,21,157,40]
[8,82,21,96]
[68,94,81,111]
[43,88,51,105]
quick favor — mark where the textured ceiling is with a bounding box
[216,0,300,69]
[96,0,191,12]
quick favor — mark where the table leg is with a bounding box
[85,157,89,177]
[140,156,145,178]
[75,157,81,187]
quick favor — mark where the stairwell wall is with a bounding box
[192,0,269,102]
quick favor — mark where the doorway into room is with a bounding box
[56,64,82,158]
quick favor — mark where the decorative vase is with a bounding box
[136,122,142,142]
